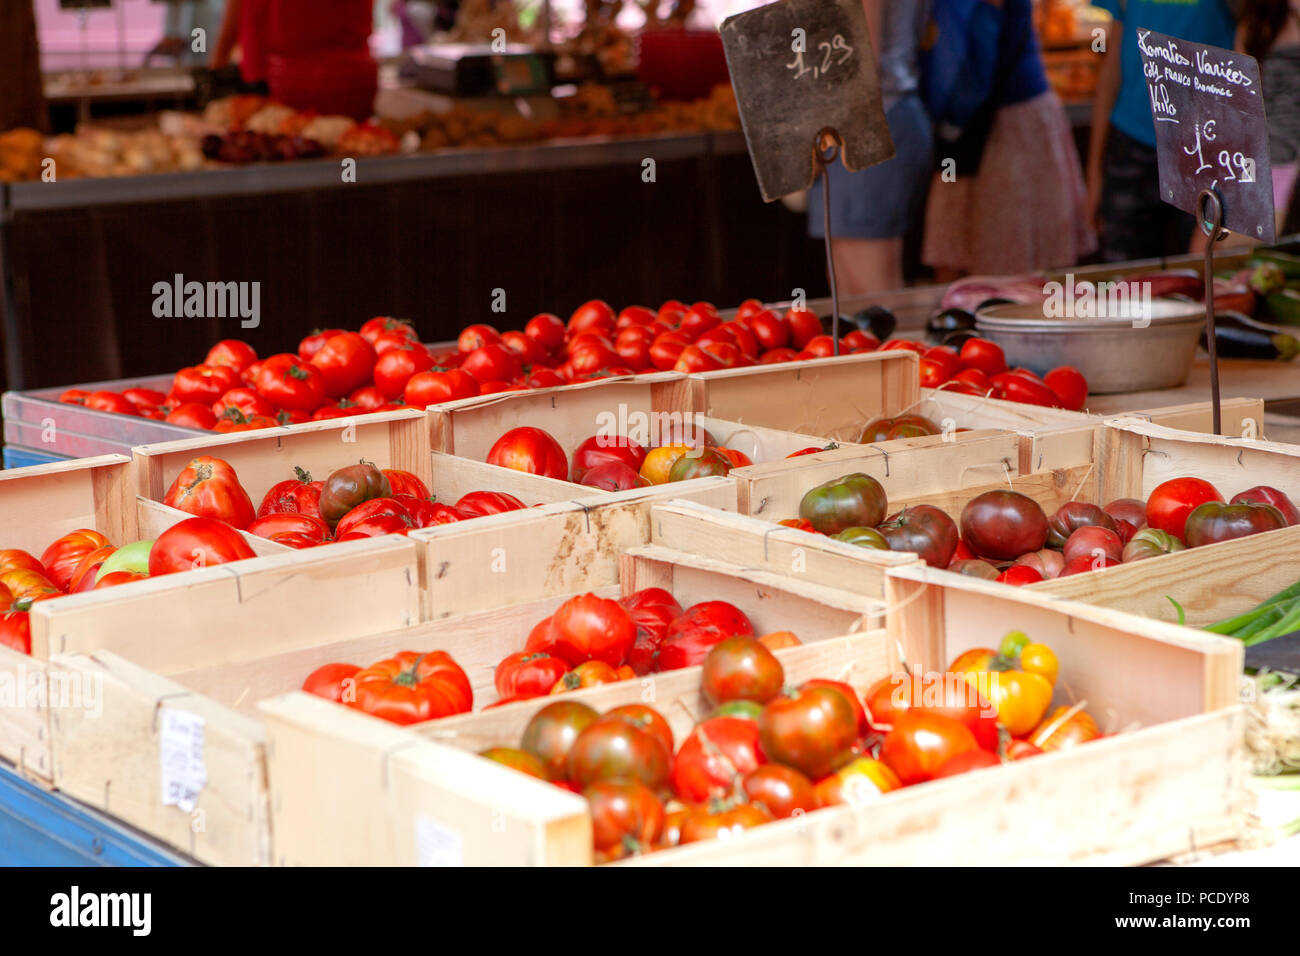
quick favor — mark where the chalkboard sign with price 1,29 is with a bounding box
[1138,28,1275,242]
[720,0,895,203]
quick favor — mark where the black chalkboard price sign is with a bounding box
[1137,29,1275,243]
[720,0,895,202]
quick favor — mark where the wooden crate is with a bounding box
[258,565,1246,866]
[44,534,422,867]
[0,454,136,782]
[425,372,864,507]
[46,537,876,866]
[688,350,1262,471]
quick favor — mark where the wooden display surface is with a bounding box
[258,566,1245,866]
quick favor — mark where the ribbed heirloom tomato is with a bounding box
[453,491,527,518]
[486,427,568,480]
[163,456,256,529]
[40,529,112,591]
[257,467,322,519]
[672,716,766,802]
[301,662,362,703]
[149,517,256,575]
[349,651,472,725]
[569,434,647,483]
[620,587,682,674]
[657,600,755,671]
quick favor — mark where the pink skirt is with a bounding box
[923,91,1097,274]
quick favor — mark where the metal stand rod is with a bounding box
[815,129,841,356]
[1198,188,1227,435]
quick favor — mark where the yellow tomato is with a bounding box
[1019,642,1059,686]
[948,647,996,673]
[640,444,691,484]
[968,669,1054,737]
[814,757,900,808]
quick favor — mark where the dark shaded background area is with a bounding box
[1,151,830,392]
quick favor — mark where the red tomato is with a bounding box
[453,491,527,518]
[302,662,362,703]
[382,470,430,500]
[678,302,720,340]
[673,344,727,373]
[149,517,256,575]
[992,373,1063,408]
[79,391,136,416]
[171,364,239,405]
[759,685,860,778]
[603,703,675,756]
[934,748,1002,777]
[40,530,112,591]
[123,387,168,409]
[524,313,567,353]
[548,593,636,667]
[460,344,522,384]
[59,389,88,405]
[349,650,472,725]
[163,455,256,529]
[404,368,479,407]
[1043,366,1089,411]
[359,317,418,348]
[0,550,45,575]
[1146,477,1224,540]
[495,652,569,700]
[620,587,683,675]
[785,308,822,349]
[614,327,655,371]
[951,367,993,391]
[800,335,839,359]
[347,386,387,411]
[309,332,377,398]
[457,324,502,354]
[212,387,274,421]
[840,329,880,352]
[996,565,1044,586]
[567,338,620,377]
[733,299,766,322]
[649,331,691,370]
[486,426,568,480]
[759,348,800,364]
[958,338,1008,377]
[0,608,31,655]
[500,330,549,367]
[257,468,322,519]
[254,354,326,412]
[568,300,616,337]
[94,570,147,588]
[205,339,259,371]
[247,512,330,544]
[373,343,435,400]
[672,716,766,802]
[297,329,346,361]
[335,497,414,538]
[68,545,117,593]
[881,339,925,353]
[616,305,658,329]
[569,434,647,483]
[1231,486,1300,526]
[213,411,278,433]
[802,678,869,738]
[747,310,791,351]
[524,367,566,389]
[657,601,756,671]
[880,711,979,785]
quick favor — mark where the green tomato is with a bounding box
[998,630,1030,660]
[798,473,888,535]
[95,539,155,581]
[833,526,889,550]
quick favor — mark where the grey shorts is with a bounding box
[808,94,934,241]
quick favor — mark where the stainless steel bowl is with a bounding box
[974,298,1206,394]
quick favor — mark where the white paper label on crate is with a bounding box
[416,815,464,867]
[159,709,207,813]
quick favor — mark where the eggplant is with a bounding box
[941,330,980,349]
[926,307,976,345]
[975,297,1017,312]
[852,305,897,342]
[1202,311,1300,360]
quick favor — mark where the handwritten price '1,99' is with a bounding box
[787,34,854,80]
[1185,120,1257,183]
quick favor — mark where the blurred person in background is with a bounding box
[213,0,378,119]
[1238,0,1300,232]
[921,0,1094,278]
[1087,0,1237,261]
[1,0,46,132]
[807,0,934,295]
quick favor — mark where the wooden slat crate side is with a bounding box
[1028,524,1300,626]
[1130,397,1265,439]
[693,351,918,441]
[133,410,430,504]
[622,710,1246,866]
[647,500,917,602]
[135,498,289,557]
[884,564,1243,715]
[1103,417,1300,501]
[260,691,592,866]
[0,648,53,783]
[412,479,736,620]
[49,650,270,866]
[0,454,134,556]
[28,537,422,674]
[425,375,686,460]
[733,430,1022,521]
[695,415,864,461]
